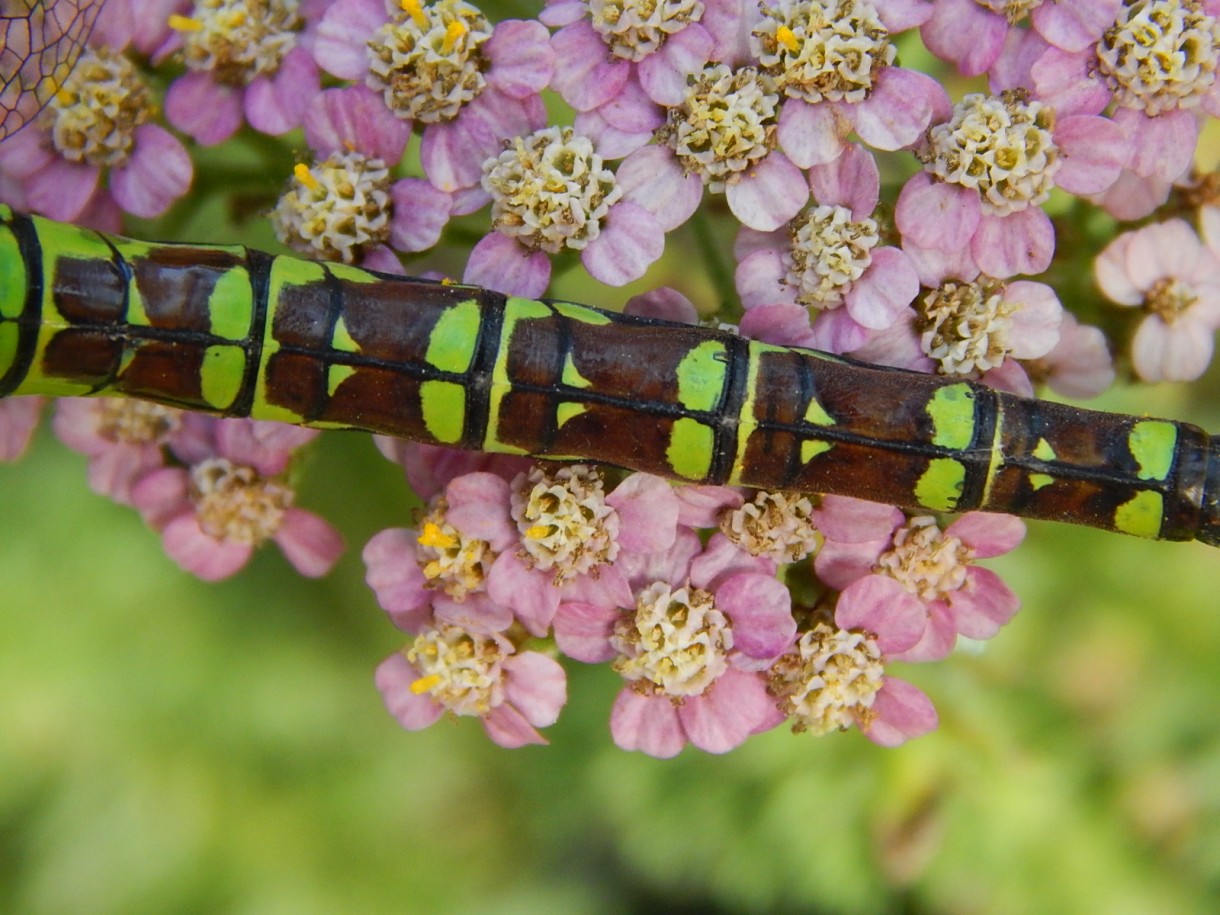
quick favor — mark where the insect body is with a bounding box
[2,207,1218,545]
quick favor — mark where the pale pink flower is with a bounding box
[769,574,938,746]
[130,416,342,581]
[555,531,796,757]
[1095,217,1220,382]
[376,624,567,747]
[816,511,1025,662]
[1027,312,1116,400]
[52,398,184,504]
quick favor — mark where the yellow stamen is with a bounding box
[168,13,204,32]
[775,25,800,52]
[293,162,321,191]
[418,520,458,549]
[401,0,428,27]
[55,85,73,106]
[410,673,442,694]
[524,524,550,540]
[224,10,248,28]
[442,19,468,53]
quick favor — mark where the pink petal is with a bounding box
[740,303,819,348]
[1005,281,1063,359]
[130,467,192,530]
[919,0,1006,77]
[813,537,887,590]
[1053,114,1127,194]
[1088,169,1171,221]
[889,601,958,662]
[949,566,1021,639]
[463,233,552,298]
[851,67,942,150]
[946,512,1026,557]
[304,85,410,162]
[678,669,779,753]
[1117,108,1196,183]
[689,533,775,591]
[715,573,796,662]
[1031,46,1111,117]
[1093,231,1142,305]
[313,0,386,80]
[1127,220,1206,289]
[485,19,555,97]
[487,551,560,636]
[162,514,253,581]
[550,21,629,111]
[610,689,685,757]
[845,247,919,330]
[606,473,680,552]
[895,172,980,251]
[433,593,513,634]
[165,72,242,146]
[617,145,703,232]
[814,494,903,543]
[111,125,193,218]
[970,208,1054,278]
[389,179,452,252]
[725,152,808,231]
[444,472,515,548]
[1031,0,1120,53]
[553,601,621,662]
[671,485,744,529]
[245,47,318,136]
[483,703,548,747]
[834,574,925,654]
[808,142,880,215]
[503,651,568,727]
[275,507,344,577]
[1131,316,1215,382]
[808,308,872,353]
[777,99,847,168]
[624,287,700,323]
[582,202,665,286]
[26,158,99,222]
[375,653,445,730]
[637,23,714,106]
[736,247,792,310]
[0,397,42,462]
[362,528,433,630]
[862,677,938,747]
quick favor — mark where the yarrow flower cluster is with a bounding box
[4,0,1220,758]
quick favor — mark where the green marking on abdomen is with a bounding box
[668,416,715,480]
[676,339,728,412]
[1129,420,1177,482]
[1114,489,1164,539]
[200,345,248,409]
[420,379,466,444]
[926,382,976,449]
[915,457,966,512]
[425,298,480,373]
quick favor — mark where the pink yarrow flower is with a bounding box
[376,623,567,747]
[0,40,192,222]
[52,398,186,504]
[749,0,946,168]
[0,397,43,463]
[271,86,452,270]
[735,143,920,353]
[161,0,324,146]
[313,0,552,207]
[464,126,666,296]
[921,0,1120,77]
[815,507,1025,662]
[1015,0,1220,217]
[130,416,343,581]
[555,530,797,757]
[1095,217,1220,382]
[769,574,939,746]
[896,90,1126,278]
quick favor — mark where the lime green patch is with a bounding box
[914,457,966,512]
[667,417,714,480]
[505,296,553,321]
[199,345,248,409]
[556,401,587,428]
[804,396,835,426]
[425,299,480,373]
[675,340,727,413]
[420,379,466,444]
[926,383,976,449]
[0,227,26,320]
[1029,473,1055,491]
[271,254,327,289]
[554,301,611,325]
[1114,489,1164,539]
[332,315,359,353]
[561,352,591,389]
[206,267,255,340]
[327,364,356,396]
[1129,420,1176,482]
[0,323,17,378]
[1033,437,1057,462]
[801,439,833,463]
[328,263,381,285]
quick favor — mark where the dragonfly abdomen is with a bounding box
[1,206,1218,545]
